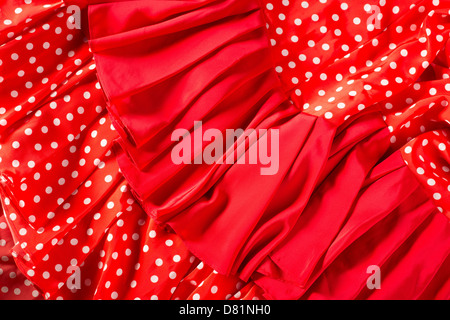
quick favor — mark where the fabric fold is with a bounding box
[87,0,450,300]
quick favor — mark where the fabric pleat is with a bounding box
[87,0,450,300]
[0,0,448,300]
[0,0,265,300]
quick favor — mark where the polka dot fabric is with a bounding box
[0,213,42,300]
[0,0,264,300]
[260,0,450,217]
[381,80,450,217]
[1,0,449,301]
[84,0,450,300]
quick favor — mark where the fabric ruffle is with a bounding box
[0,0,264,300]
[1,0,448,300]
[88,0,450,299]
[261,0,450,216]
[0,213,41,299]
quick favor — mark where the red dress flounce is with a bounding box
[0,0,448,300]
[87,0,450,299]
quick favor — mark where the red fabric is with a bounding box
[0,0,448,300]
[87,0,450,300]
[0,214,42,299]
[0,0,264,300]
[261,0,450,215]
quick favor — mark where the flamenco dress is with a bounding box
[0,0,448,300]
[86,0,450,299]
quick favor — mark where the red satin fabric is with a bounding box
[0,214,42,299]
[0,0,448,300]
[0,0,264,300]
[87,0,450,300]
[262,0,450,215]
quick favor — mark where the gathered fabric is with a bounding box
[0,0,448,300]
[87,0,450,299]
[0,0,264,300]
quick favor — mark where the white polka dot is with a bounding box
[433,193,441,200]
[165,239,173,247]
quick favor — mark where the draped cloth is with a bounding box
[87,0,450,299]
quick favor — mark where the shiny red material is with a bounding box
[0,0,448,300]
